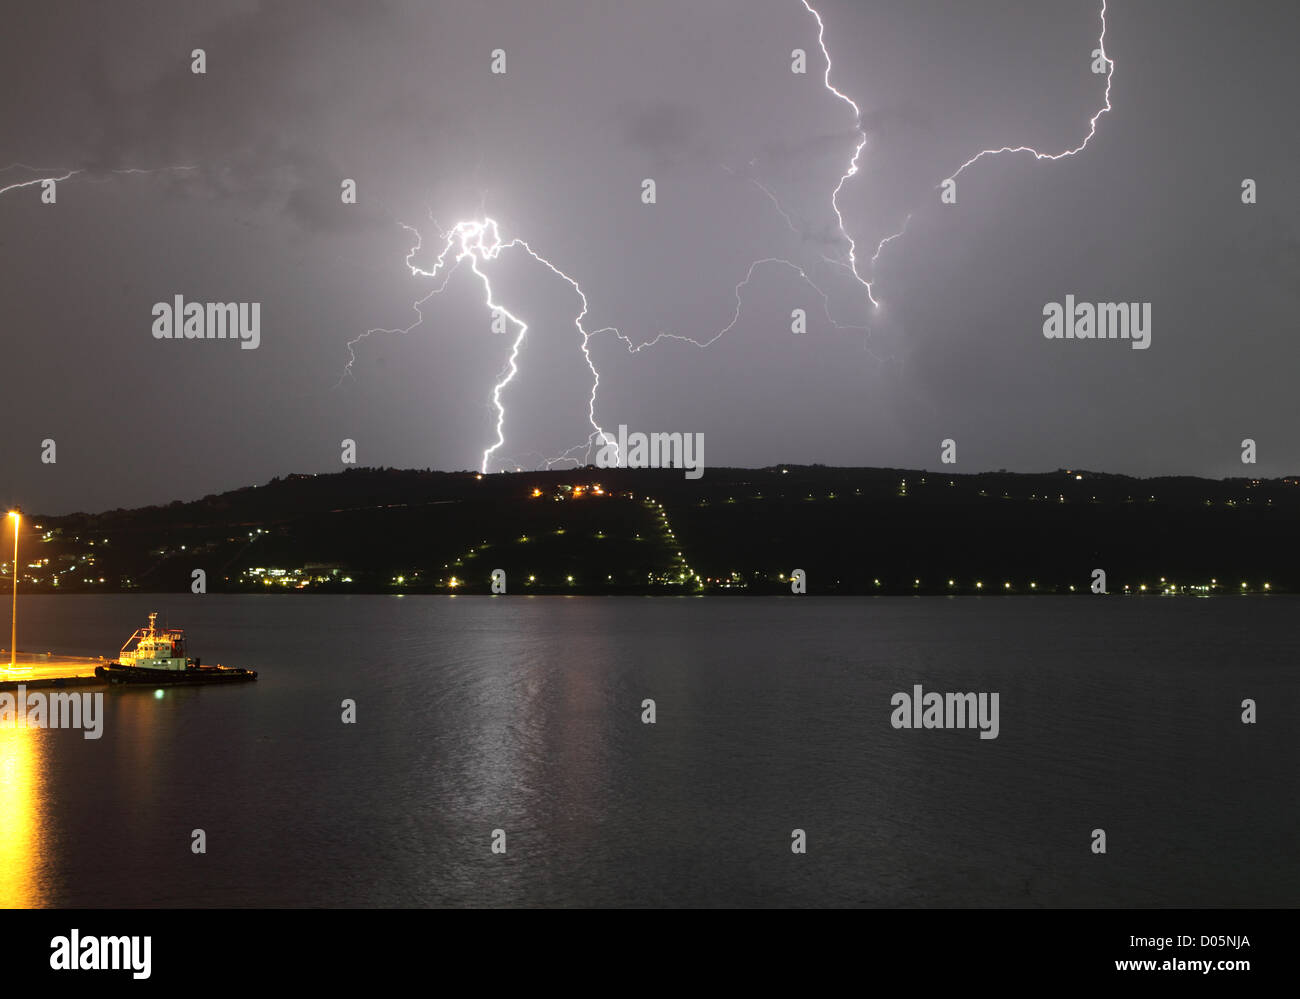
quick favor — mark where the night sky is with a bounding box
[2,0,1296,514]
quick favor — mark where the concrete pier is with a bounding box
[0,653,105,691]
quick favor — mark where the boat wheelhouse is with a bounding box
[117,612,190,671]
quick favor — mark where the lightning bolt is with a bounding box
[720,161,802,237]
[346,0,1116,474]
[946,0,1113,182]
[0,163,196,198]
[795,0,1115,287]
[610,256,864,356]
[798,0,881,309]
[871,213,911,265]
[340,217,616,474]
[345,212,870,473]
[0,164,82,196]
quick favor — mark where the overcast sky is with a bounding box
[2,0,1296,513]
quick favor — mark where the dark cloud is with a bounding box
[618,99,712,170]
[1,0,1298,513]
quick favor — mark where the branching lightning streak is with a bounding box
[338,221,464,387]
[720,162,802,237]
[0,163,197,198]
[946,0,1113,184]
[871,213,911,265]
[796,0,1114,287]
[609,256,862,355]
[348,214,870,473]
[0,165,81,196]
[340,218,613,474]
[347,1,1115,474]
[799,0,879,309]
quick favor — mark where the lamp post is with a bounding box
[8,509,18,670]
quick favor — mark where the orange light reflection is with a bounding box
[0,724,47,907]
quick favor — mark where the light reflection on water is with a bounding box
[0,594,1296,907]
[0,724,47,908]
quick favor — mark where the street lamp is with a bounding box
[7,510,18,670]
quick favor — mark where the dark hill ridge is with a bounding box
[20,465,1300,594]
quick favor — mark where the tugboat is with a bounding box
[94,613,258,685]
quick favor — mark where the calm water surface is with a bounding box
[2,595,1295,907]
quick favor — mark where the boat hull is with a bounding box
[94,664,258,685]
